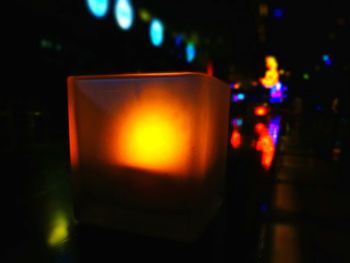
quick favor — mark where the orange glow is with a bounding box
[67,72,231,242]
[266,56,278,70]
[255,123,267,134]
[255,122,276,170]
[261,148,274,169]
[234,83,241,89]
[260,56,279,88]
[256,132,275,170]
[255,106,268,116]
[230,130,241,149]
[112,96,192,175]
[260,70,279,88]
[68,72,230,178]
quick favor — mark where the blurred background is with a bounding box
[2,0,350,262]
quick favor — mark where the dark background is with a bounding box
[7,1,350,96]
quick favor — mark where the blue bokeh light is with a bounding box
[175,35,183,46]
[232,93,245,103]
[186,43,196,63]
[273,8,284,18]
[270,81,284,103]
[114,0,134,30]
[322,54,332,65]
[232,94,239,103]
[231,118,243,127]
[150,19,164,47]
[237,93,245,101]
[268,116,281,146]
[86,0,110,19]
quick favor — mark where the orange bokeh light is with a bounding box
[255,106,268,116]
[260,55,279,88]
[256,131,275,170]
[255,123,267,134]
[266,56,278,70]
[230,130,241,149]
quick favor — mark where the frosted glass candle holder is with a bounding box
[67,72,230,242]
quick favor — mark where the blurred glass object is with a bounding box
[67,73,230,242]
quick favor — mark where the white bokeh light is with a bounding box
[114,0,134,30]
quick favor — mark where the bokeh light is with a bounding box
[86,0,110,19]
[114,0,134,31]
[150,19,164,47]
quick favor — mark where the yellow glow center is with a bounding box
[112,96,191,175]
[126,115,180,166]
